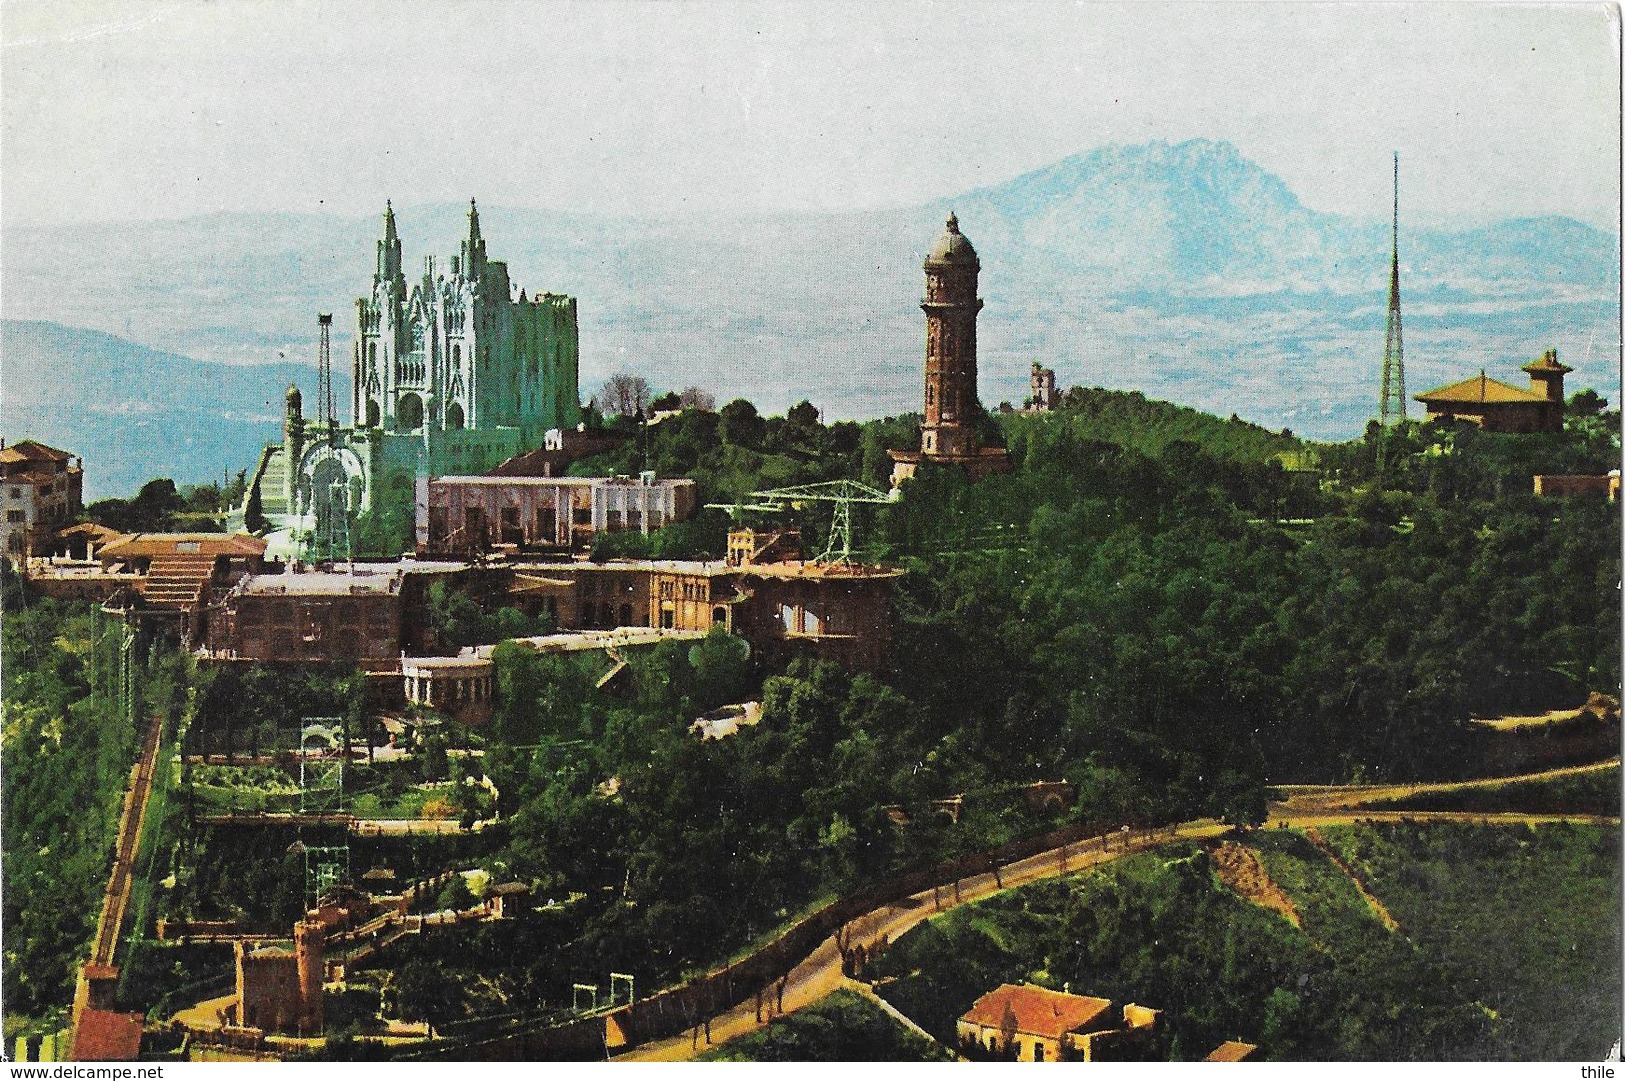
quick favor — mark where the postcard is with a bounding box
[2,1,1619,1066]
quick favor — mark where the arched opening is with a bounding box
[365,399,381,428]
[396,392,423,430]
[451,342,461,366]
[445,402,464,430]
[711,605,728,628]
[368,341,377,366]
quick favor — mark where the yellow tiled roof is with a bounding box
[1415,374,1547,405]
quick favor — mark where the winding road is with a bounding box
[614,757,1620,1061]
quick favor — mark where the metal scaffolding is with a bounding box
[708,479,899,563]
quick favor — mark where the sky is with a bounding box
[1,1,1619,230]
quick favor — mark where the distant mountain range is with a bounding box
[2,139,1617,498]
[0,320,314,500]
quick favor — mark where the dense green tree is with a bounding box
[390,958,459,1037]
[86,477,187,532]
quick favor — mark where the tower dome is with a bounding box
[925,213,978,266]
[285,383,303,416]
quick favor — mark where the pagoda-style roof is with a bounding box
[1522,349,1573,375]
[1415,372,1547,406]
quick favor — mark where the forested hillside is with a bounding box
[4,386,1616,1050]
[1,572,142,1021]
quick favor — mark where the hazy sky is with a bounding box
[2,1,1618,230]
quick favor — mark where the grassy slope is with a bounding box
[1001,387,1301,463]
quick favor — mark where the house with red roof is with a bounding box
[0,439,83,561]
[956,983,1160,1062]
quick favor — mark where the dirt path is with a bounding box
[1302,827,1399,931]
[1267,809,1619,829]
[1211,841,1300,927]
[1272,757,1619,813]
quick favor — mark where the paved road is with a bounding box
[615,819,1229,1062]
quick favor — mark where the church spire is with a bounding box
[461,197,487,280]
[376,200,403,285]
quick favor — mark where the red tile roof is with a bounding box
[71,1009,144,1061]
[960,984,1112,1040]
[0,440,74,464]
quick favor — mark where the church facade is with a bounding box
[250,201,582,536]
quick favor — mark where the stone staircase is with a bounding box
[139,556,215,611]
[248,445,288,516]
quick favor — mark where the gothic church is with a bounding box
[249,200,582,538]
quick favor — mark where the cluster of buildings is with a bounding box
[196,523,901,677]
[10,209,1613,712]
[14,211,1023,709]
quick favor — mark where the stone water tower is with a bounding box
[890,214,1010,486]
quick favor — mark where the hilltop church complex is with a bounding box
[247,201,582,530]
[6,181,1615,1064]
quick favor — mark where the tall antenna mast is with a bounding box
[304,314,352,564]
[317,313,336,434]
[1378,152,1407,430]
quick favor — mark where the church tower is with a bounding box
[355,201,406,431]
[890,214,1010,487]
